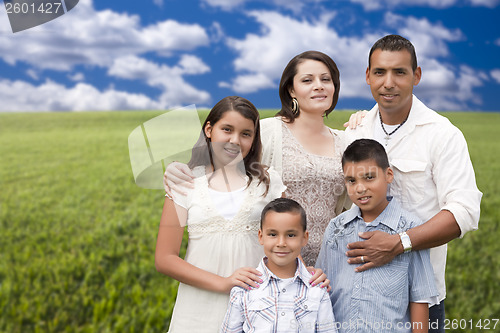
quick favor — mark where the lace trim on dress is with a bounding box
[187,167,260,234]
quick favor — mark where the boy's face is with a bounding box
[258,211,309,278]
[343,159,394,222]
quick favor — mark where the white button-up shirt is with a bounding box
[220,258,337,333]
[345,95,482,301]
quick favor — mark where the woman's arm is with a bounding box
[155,197,262,294]
[410,302,429,333]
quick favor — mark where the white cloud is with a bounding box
[0,0,209,71]
[385,13,464,59]
[219,73,275,93]
[350,0,498,10]
[202,0,324,13]
[495,38,500,46]
[209,22,225,43]
[178,55,211,75]
[468,0,500,7]
[153,0,164,7]
[0,79,162,112]
[108,55,211,107]
[223,10,487,110]
[0,0,212,111]
[222,11,381,99]
[26,69,40,80]
[68,72,85,82]
[204,0,498,13]
[201,0,247,10]
[415,60,487,110]
[491,69,500,84]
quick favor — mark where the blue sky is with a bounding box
[1,0,499,112]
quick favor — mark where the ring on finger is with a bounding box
[360,256,365,263]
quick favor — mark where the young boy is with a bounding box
[316,139,438,333]
[221,198,338,333]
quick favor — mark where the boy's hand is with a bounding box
[346,231,401,272]
[307,267,331,292]
[223,267,263,293]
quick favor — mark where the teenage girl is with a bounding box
[155,96,286,332]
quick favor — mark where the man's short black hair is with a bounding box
[260,198,307,232]
[369,34,418,72]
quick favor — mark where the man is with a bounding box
[344,34,482,333]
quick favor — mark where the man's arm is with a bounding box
[346,210,459,272]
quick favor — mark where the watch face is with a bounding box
[400,232,412,252]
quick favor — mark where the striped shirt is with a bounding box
[315,197,439,333]
[220,258,338,333]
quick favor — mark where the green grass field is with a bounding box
[1,110,499,332]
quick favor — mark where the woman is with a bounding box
[259,51,349,265]
[165,51,350,266]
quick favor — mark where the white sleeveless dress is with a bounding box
[167,167,285,333]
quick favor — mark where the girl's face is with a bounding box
[289,59,335,116]
[204,110,256,168]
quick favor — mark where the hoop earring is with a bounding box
[292,98,299,117]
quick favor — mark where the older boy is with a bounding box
[316,139,438,333]
[221,198,337,333]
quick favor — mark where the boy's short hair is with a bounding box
[342,139,390,170]
[260,198,307,231]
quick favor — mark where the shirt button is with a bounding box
[282,288,286,293]
[281,312,285,316]
[304,305,308,309]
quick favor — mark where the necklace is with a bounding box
[379,111,409,146]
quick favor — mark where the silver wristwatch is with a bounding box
[399,232,412,253]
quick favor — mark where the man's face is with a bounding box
[366,49,421,123]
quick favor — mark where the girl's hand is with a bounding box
[163,161,195,196]
[222,267,263,293]
[307,267,331,292]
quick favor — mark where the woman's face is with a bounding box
[204,110,255,168]
[289,59,335,116]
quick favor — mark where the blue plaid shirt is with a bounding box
[315,197,438,333]
[220,257,338,333]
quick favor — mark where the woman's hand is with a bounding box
[222,267,263,293]
[307,267,331,292]
[163,161,195,197]
[343,110,368,129]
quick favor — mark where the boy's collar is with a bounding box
[342,196,402,232]
[258,257,313,288]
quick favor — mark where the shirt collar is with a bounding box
[369,95,437,129]
[340,196,403,232]
[257,257,313,288]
